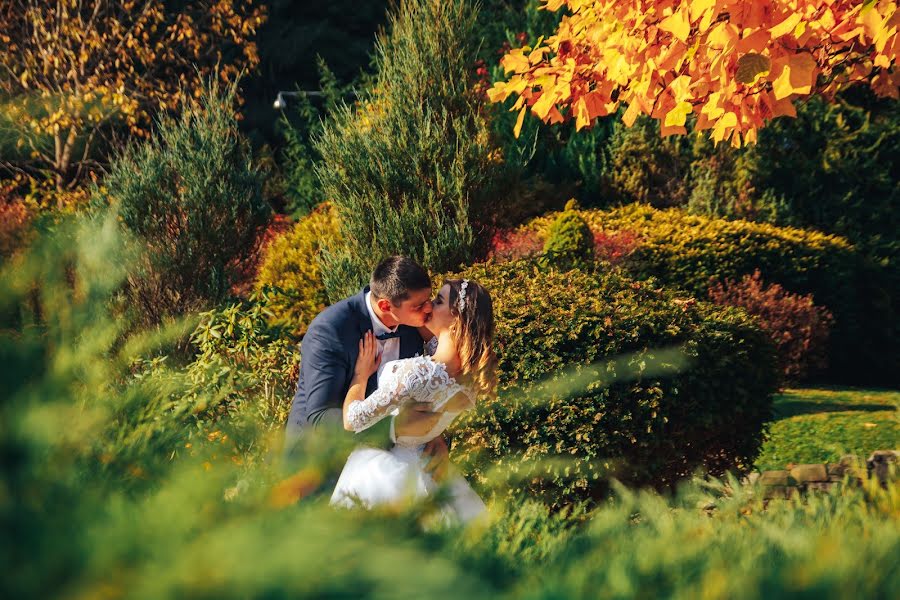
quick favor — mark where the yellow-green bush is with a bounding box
[525,205,855,291]
[254,203,339,336]
[522,204,896,385]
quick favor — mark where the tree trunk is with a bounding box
[53,127,78,204]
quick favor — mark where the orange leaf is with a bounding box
[513,106,527,138]
[501,51,530,74]
[659,7,691,43]
[770,13,802,39]
[583,91,610,119]
[574,96,590,130]
[735,30,771,54]
[660,123,687,137]
[664,100,693,127]
[547,105,565,125]
[772,52,817,99]
[771,96,797,118]
[622,101,641,127]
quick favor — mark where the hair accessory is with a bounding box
[457,279,469,314]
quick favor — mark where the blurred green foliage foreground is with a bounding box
[2,215,898,599]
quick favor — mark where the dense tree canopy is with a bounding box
[489,0,899,146]
[0,0,264,190]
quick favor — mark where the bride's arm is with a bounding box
[342,331,392,432]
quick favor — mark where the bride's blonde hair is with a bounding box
[445,278,497,399]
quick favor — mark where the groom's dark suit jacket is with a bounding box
[285,286,423,446]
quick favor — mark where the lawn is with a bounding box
[754,387,900,471]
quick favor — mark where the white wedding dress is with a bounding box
[330,341,486,524]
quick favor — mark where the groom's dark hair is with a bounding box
[370,256,431,304]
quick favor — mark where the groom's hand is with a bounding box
[422,436,449,482]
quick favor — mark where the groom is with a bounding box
[284,255,448,471]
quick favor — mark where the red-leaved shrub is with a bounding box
[487,228,543,262]
[0,182,34,259]
[708,270,834,383]
[229,214,295,297]
[593,229,640,265]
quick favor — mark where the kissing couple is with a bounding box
[284,256,496,523]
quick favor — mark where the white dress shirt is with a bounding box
[364,291,401,383]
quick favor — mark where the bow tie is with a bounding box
[375,330,401,341]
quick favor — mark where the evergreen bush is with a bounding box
[540,199,594,270]
[279,59,350,218]
[314,0,508,302]
[97,80,269,326]
[448,259,779,508]
[687,88,899,260]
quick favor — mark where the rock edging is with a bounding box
[750,450,898,499]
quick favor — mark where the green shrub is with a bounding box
[136,292,302,430]
[448,259,778,508]
[541,199,594,270]
[254,203,339,336]
[523,204,896,385]
[97,79,269,326]
[315,0,510,301]
[514,476,900,600]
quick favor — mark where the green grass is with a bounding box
[754,387,900,471]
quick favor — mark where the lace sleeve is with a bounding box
[344,383,405,433]
[347,357,453,433]
[424,336,439,356]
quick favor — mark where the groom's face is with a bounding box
[386,287,433,328]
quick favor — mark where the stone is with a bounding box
[839,454,860,467]
[763,486,795,500]
[742,472,760,486]
[805,482,833,493]
[759,470,795,487]
[866,450,899,486]
[790,464,828,483]
[826,462,849,480]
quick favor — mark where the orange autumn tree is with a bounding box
[489,0,899,147]
[0,0,265,192]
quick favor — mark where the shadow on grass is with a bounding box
[773,401,897,420]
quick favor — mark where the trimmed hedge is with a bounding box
[523,204,896,385]
[254,203,339,336]
[448,259,778,508]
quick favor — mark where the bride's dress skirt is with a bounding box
[330,445,486,524]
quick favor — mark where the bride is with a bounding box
[330,278,496,523]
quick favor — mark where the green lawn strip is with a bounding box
[754,387,900,472]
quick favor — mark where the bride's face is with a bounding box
[427,284,454,334]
